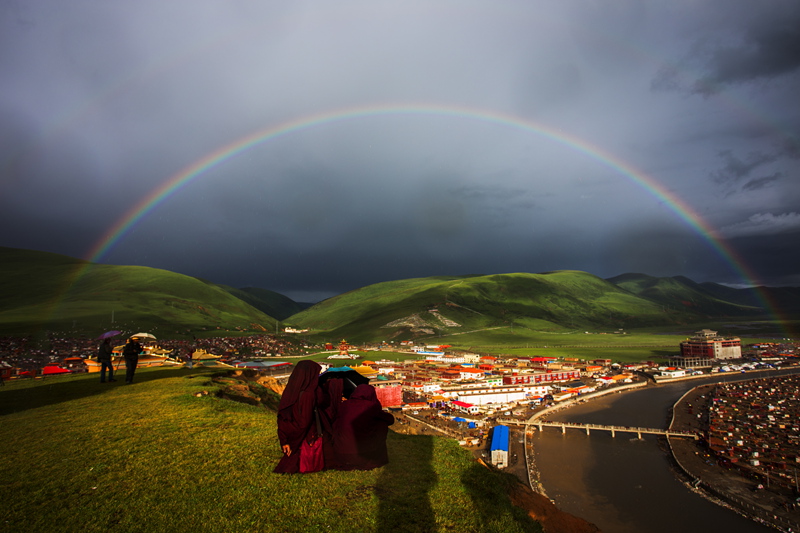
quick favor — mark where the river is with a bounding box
[531,370,800,532]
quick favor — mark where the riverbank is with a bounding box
[394,412,600,532]
[668,384,800,532]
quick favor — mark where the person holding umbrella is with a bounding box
[123,336,143,384]
[97,338,116,383]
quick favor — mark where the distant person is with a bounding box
[98,338,116,383]
[274,360,323,474]
[332,384,394,470]
[185,348,194,369]
[123,337,143,384]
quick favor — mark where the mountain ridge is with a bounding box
[1,246,793,339]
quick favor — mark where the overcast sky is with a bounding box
[2,1,798,302]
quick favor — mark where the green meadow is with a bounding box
[0,248,277,337]
[0,368,541,533]
[349,328,783,364]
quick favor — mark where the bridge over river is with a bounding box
[530,421,699,440]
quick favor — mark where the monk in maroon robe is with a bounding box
[332,384,395,470]
[320,377,345,470]
[274,360,322,473]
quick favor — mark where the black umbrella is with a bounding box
[319,367,370,398]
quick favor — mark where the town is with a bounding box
[2,329,798,462]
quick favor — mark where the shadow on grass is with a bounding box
[0,366,210,416]
[377,433,437,532]
[460,463,542,533]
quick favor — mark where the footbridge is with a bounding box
[530,421,698,440]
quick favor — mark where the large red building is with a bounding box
[680,329,741,360]
[503,370,581,385]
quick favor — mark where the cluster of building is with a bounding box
[660,329,798,378]
[342,350,638,419]
[0,333,310,378]
[706,375,800,491]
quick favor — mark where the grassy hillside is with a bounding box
[699,282,800,315]
[222,286,307,321]
[0,247,277,336]
[0,368,542,533]
[288,271,711,343]
[607,273,761,316]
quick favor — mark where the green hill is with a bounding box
[0,368,544,533]
[221,286,308,321]
[698,282,800,314]
[0,247,277,336]
[288,270,711,343]
[607,273,762,316]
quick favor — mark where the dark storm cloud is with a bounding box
[741,172,781,192]
[651,0,800,96]
[720,212,800,239]
[692,14,800,95]
[709,149,778,184]
[1,1,799,300]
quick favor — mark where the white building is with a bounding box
[462,353,481,364]
[422,382,443,394]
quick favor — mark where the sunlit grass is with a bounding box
[0,368,541,533]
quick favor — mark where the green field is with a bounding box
[0,368,541,533]
[347,325,785,364]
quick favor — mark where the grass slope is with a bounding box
[700,282,800,315]
[222,286,307,321]
[289,271,707,343]
[0,247,276,336]
[0,369,541,533]
[607,273,761,316]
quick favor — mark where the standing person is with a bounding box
[274,360,322,474]
[332,384,395,470]
[123,337,142,384]
[98,338,116,383]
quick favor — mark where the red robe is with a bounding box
[332,384,394,470]
[274,360,321,473]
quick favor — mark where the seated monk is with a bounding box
[274,360,322,473]
[332,384,395,470]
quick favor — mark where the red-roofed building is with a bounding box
[41,363,71,375]
[450,400,480,414]
[458,368,485,380]
[438,370,458,380]
[503,370,580,385]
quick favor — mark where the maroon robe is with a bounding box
[320,377,345,469]
[274,360,321,473]
[332,384,394,470]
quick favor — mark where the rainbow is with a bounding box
[73,103,786,331]
[88,103,737,264]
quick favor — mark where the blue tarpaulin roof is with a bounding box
[490,425,509,452]
[453,417,467,422]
